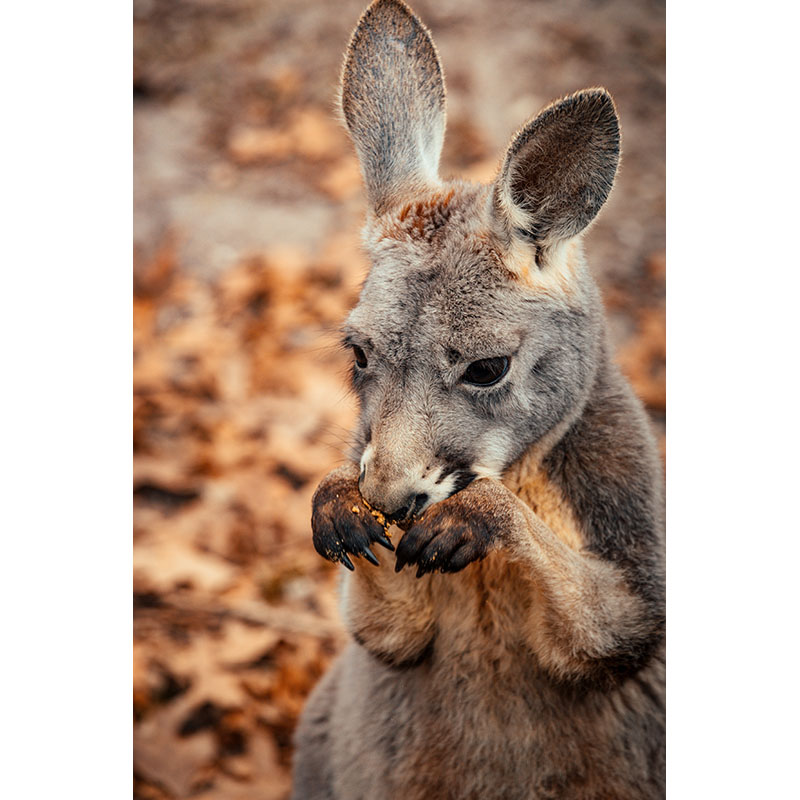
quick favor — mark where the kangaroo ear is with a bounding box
[493,89,620,255]
[341,0,446,215]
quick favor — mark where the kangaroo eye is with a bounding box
[353,345,368,369]
[462,356,510,386]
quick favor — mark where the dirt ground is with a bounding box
[133,1,664,797]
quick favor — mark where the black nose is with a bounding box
[387,492,429,523]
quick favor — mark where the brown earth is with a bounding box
[133,1,664,797]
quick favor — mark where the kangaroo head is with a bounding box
[340,0,620,522]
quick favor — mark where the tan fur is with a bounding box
[386,472,653,684]
[394,187,456,234]
[503,237,584,301]
[376,183,478,243]
[336,464,655,688]
[342,540,436,666]
[502,448,586,552]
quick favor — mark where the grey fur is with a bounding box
[293,1,665,797]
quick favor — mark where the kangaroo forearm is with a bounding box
[440,479,661,679]
[490,483,663,682]
[393,476,662,680]
[342,564,435,667]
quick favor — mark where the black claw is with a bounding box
[375,532,395,552]
[394,556,406,573]
[362,547,380,566]
[415,565,427,579]
[341,553,355,571]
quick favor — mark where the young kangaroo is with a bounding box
[292,1,665,798]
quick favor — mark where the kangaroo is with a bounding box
[291,1,665,798]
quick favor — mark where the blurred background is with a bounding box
[133,0,664,797]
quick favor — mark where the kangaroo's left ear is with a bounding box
[493,89,620,256]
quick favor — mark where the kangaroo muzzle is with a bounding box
[358,443,430,522]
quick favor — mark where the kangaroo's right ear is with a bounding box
[493,89,620,261]
[341,0,446,216]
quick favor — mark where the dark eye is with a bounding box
[461,356,510,386]
[353,345,368,369]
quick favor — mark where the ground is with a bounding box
[133,1,664,797]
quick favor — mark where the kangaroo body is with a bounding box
[292,2,665,798]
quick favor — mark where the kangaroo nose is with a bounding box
[386,492,429,522]
[359,470,428,522]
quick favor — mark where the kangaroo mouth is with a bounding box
[359,497,418,534]
[361,494,429,532]
[383,509,417,532]
[391,492,431,530]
